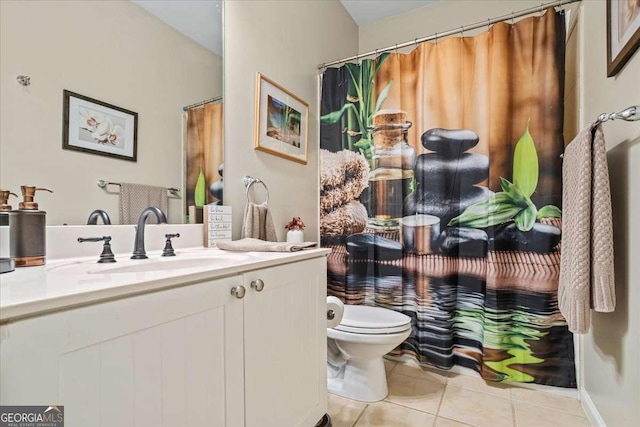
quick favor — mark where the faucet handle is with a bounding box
[162,233,180,257]
[78,236,116,263]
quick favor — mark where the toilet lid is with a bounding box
[337,305,411,332]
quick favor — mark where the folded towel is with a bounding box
[119,183,168,225]
[241,202,278,241]
[217,238,317,252]
[559,123,615,334]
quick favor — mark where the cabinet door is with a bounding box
[0,276,245,427]
[243,257,327,427]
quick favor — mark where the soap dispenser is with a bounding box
[0,190,18,273]
[9,186,53,267]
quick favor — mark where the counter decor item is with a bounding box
[607,0,640,76]
[285,217,305,243]
[9,185,53,267]
[62,90,138,161]
[254,73,309,164]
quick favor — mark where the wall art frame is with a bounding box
[253,73,308,164]
[62,90,138,161]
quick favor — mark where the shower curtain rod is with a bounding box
[183,96,223,111]
[319,0,580,69]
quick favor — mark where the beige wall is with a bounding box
[578,1,640,426]
[224,0,358,241]
[0,0,222,225]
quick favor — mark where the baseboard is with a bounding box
[580,388,606,427]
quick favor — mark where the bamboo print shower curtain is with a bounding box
[320,10,575,387]
[185,102,224,214]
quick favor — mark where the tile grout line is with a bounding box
[434,381,449,419]
[509,398,587,418]
[444,383,513,401]
[511,397,518,427]
[350,403,368,427]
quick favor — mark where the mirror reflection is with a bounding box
[0,0,223,225]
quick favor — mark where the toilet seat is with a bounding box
[330,305,411,335]
[336,305,410,329]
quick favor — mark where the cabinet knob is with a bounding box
[231,285,246,299]
[251,279,265,292]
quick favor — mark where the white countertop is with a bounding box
[0,247,330,323]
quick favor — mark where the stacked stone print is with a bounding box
[319,9,576,387]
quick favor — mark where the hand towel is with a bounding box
[217,238,317,252]
[119,183,168,225]
[241,202,278,241]
[559,123,615,334]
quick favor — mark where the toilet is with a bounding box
[327,304,412,402]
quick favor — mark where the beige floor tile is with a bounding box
[385,372,445,414]
[447,373,512,398]
[514,402,590,427]
[384,359,397,376]
[393,363,449,384]
[355,401,436,427]
[439,386,514,427]
[435,417,474,427]
[328,393,367,427]
[511,387,585,417]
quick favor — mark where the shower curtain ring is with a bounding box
[395,43,399,54]
[435,32,438,43]
[460,25,464,37]
[512,12,515,24]
[414,38,418,48]
[487,18,491,31]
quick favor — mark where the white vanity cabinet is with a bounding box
[242,257,327,427]
[0,275,246,427]
[0,254,328,427]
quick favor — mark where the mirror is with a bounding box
[0,0,223,225]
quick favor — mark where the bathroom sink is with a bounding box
[46,251,253,275]
[91,256,244,274]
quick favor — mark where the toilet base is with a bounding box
[328,357,388,402]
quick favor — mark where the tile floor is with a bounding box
[328,359,590,427]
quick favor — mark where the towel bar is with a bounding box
[97,180,180,196]
[243,176,269,204]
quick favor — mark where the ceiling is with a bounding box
[131,0,223,56]
[131,0,438,57]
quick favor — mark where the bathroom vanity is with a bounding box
[0,247,330,427]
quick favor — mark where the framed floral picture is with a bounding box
[62,90,138,161]
[254,73,308,164]
[607,0,640,76]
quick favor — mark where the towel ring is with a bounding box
[243,175,269,204]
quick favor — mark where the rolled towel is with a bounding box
[217,238,317,252]
[320,149,369,211]
[320,200,368,236]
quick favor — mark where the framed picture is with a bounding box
[62,90,138,161]
[254,73,308,164]
[607,0,640,77]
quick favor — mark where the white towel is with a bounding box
[119,183,168,224]
[217,238,317,252]
[241,202,278,241]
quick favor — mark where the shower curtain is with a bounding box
[185,102,224,215]
[320,9,575,387]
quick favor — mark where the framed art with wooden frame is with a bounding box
[254,73,309,164]
[62,90,138,161]
[607,0,640,77]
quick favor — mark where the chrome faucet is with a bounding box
[131,207,168,259]
[87,209,112,225]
